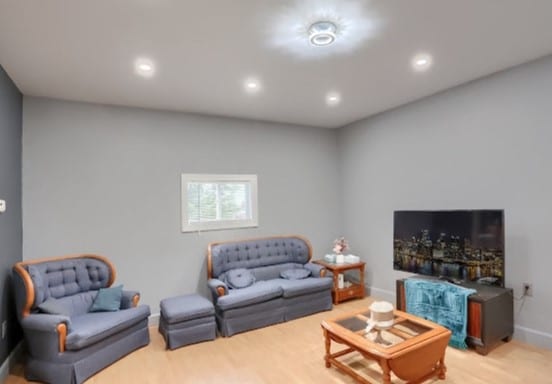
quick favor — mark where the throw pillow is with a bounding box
[89,285,124,312]
[38,297,71,316]
[280,268,311,280]
[225,268,256,289]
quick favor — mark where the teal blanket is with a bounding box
[404,279,476,349]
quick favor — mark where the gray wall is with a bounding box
[22,98,341,315]
[337,55,552,349]
[0,65,22,365]
[20,56,552,351]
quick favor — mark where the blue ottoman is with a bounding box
[158,294,216,350]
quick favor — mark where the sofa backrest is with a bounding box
[12,255,115,318]
[207,236,312,279]
[248,262,306,281]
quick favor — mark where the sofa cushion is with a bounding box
[161,294,214,324]
[40,291,98,317]
[65,305,150,351]
[89,285,123,312]
[276,277,333,298]
[280,268,311,280]
[37,297,72,316]
[225,268,256,289]
[217,281,283,311]
[249,263,304,281]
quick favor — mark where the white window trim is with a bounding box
[181,173,258,233]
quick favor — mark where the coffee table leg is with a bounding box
[438,357,447,380]
[324,329,331,368]
[380,360,391,384]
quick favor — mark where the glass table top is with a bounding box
[335,310,432,348]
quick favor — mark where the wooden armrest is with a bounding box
[57,323,67,353]
[216,286,226,297]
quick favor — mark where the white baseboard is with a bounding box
[514,325,552,350]
[366,285,396,303]
[0,341,23,382]
[148,312,160,327]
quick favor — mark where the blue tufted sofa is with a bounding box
[12,255,151,384]
[207,235,333,336]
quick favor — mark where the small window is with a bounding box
[181,174,258,232]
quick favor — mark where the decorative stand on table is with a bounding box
[313,260,365,304]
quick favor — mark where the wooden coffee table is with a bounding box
[321,309,451,384]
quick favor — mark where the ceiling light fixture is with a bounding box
[270,3,382,58]
[326,92,341,106]
[134,58,155,78]
[244,78,261,93]
[411,53,433,72]
[138,63,152,72]
[309,21,338,46]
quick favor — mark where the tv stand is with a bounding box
[396,278,514,355]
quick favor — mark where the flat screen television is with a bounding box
[393,210,504,287]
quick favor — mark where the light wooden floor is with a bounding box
[6,298,552,384]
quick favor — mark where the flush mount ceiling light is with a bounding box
[268,1,383,59]
[309,21,337,46]
[134,58,155,78]
[411,53,433,72]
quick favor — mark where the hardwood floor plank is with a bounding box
[5,298,552,383]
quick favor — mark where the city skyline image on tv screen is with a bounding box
[393,210,504,286]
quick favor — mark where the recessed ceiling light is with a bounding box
[134,58,155,78]
[326,92,341,106]
[309,21,338,46]
[244,78,261,93]
[411,53,433,72]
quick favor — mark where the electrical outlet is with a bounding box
[0,199,6,213]
[523,283,533,297]
[1,321,6,339]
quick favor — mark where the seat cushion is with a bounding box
[216,281,283,311]
[66,305,150,351]
[276,277,333,298]
[160,294,214,324]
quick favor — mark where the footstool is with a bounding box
[158,294,216,350]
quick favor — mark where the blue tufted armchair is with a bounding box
[12,254,151,384]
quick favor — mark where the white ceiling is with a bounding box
[1,1,552,129]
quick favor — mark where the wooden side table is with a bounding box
[313,260,366,304]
